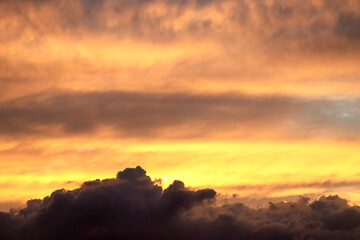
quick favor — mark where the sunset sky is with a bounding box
[1,0,360,212]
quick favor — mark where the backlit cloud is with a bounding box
[1,167,360,239]
[1,0,360,228]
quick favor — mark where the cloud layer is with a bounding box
[1,166,360,239]
[1,0,360,226]
[2,0,360,46]
[1,90,359,140]
[1,0,360,99]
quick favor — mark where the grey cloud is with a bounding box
[0,90,359,140]
[231,0,360,54]
[1,0,360,51]
[0,0,215,43]
[335,12,360,40]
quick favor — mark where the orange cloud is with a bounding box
[1,0,360,217]
[1,0,360,100]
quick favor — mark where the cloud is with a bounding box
[2,0,360,60]
[219,180,360,192]
[0,90,359,140]
[1,166,360,239]
[335,11,360,40]
[1,166,216,239]
[1,0,360,100]
[1,0,360,47]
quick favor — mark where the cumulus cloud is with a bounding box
[1,166,360,239]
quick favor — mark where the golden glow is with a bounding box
[1,0,360,211]
[1,138,360,208]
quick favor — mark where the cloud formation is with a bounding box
[0,90,359,140]
[1,1,360,232]
[1,0,360,99]
[1,166,360,239]
[1,0,360,46]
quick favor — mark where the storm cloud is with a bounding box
[1,166,360,239]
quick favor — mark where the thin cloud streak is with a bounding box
[219,180,360,191]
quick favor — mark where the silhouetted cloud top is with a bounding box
[1,166,360,239]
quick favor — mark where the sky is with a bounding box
[1,0,360,217]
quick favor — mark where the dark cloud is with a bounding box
[335,12,360,40]
[0,166,216,239]
[1,166,360,239]
[230,0,360,54]
[1,0,360,50]
[0,90,359,140]
[0,0,215,43]
[322,207,360,231]
[0,212,17,240]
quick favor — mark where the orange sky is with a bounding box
[1,0,360,211]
